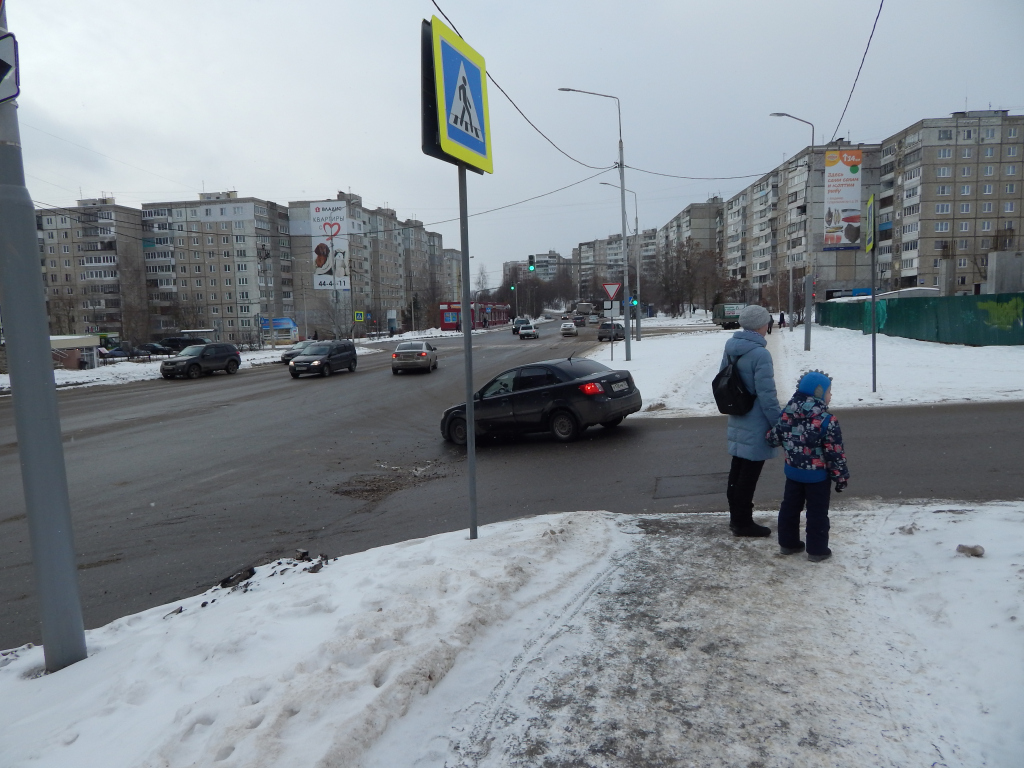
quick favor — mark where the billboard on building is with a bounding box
[309,201,349,289]
[823,149,862,251]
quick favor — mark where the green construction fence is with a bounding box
[816,292,1024,346]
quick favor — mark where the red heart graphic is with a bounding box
[322,222,341,239]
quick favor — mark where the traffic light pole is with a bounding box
[0,4,88,672]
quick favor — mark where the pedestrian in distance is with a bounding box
[778,311,786,328]
[720,305,782,537]
[766,370,850,562]
[767,312,774,335]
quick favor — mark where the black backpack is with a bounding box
[712,354,756,415]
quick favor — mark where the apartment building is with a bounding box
[37,197,146,341]
[879,110,1023,294]
[441,248,463,299]
[657,197,723,259]
[140,191,291,343]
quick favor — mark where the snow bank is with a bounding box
[0,347,382,393]
[0,512,622,768]
[589,324,1024,416]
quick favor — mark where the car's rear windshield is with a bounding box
[304,344,332,355]
[178,345,205,356]
[554,359,610,378]
[397,342,423,351]
[291,341,311,349]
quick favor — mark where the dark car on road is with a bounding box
[440,357,642,444]
[160,343,241,379]
[572,315,586,327]
[139,343,173,355]
[280,340,315,364]
[289,340,357,378]
[597,322,625,341]
[512,318,531,335]
[160,336,213,352]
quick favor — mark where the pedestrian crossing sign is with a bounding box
[354,311,365,322]
[427,16,492,174]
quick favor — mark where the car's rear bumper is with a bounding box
[573,390,642,426]
[393,360,431,370]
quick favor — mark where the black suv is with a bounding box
[160,343,241,379]
[288,340,357,378]
[160,336,213,352]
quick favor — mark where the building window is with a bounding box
[936,167,951,177]
[981,220,992,231]
[1009,128,1019,138]
[961,147,973,159]
[982,202,994,213]
[960,185,971,195]
[984,166,994,176]
[962,129,974,140]
[936,185,950,196]
[1006,201,1016,213]
[934,240,949,251]
[960,203,971,214]
[935,203,951,214]
[959,222,970,232]
[961,167,972,177]
[935,221,950,232]
[981,237,991,249]
[957,275,967,285]
[62,245,70,253]
[958,258,969,267]
[1008,146,1019,157]
[984,128,996,139]
[937,148,952,159]
[938,129,953,140]
[958,239,969,250]
[982,184,993,195]
[1007,165,1018,175]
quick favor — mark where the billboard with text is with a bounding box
[823,149,862,251]
[310,201,349,290]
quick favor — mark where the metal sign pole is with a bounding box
[458,165,478,539]
[871,251,877,392]
[0,3,87,672]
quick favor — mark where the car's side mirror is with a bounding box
[473,392,481,401]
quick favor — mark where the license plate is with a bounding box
[295,365,307,370]
[611,381,628,392]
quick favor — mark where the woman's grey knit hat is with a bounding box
[738,305,771,331]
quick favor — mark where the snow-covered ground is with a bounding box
[0,347,383,393]
[2,502,1020,767]
[588,324,1024,416]
[637,309,716,328]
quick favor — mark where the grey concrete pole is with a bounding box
[458,165,478,539]
[0,5,87,672]
[804,263,813,351]
[618,131,632,361]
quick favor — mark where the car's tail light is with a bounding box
[392,353,398,358]
[578,382,604,396]
[419,352,427,357]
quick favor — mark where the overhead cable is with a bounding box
[829,0,885,142]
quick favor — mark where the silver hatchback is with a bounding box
[392,341,438,374]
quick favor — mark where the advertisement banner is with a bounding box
[309,201,349,290]
[823,149,862,251]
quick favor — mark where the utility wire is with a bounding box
[829,0,885,142]
[429,0,614,171]
[625,164,770,181]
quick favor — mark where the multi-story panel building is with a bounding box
[37,197,147,342]
[880,110,1022,294]
[441,248,462,299]
[141,192,291,343]
[656,197,723,259]
[401,219,432,328]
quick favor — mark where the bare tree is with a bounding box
[119,256,149,346]
[48,293,77,335]
[475,264,490,293]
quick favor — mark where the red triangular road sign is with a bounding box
[602,283,621,300]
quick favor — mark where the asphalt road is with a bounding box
[1,323,1022,648]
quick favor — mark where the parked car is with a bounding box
[288,340,357,378]
[597,322,625,341]
[160,336,213,352]
[280,340,315,364]
[588,314,601,325]
[440,357,642,444]
[512,318,530,335]
[160,343,241,379]
[572,315,586,327]
[560,322,578,337]
[392,341,438,374]
[138,343,173,355]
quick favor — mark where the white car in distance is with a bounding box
[560,322,578,337]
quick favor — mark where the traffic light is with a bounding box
[528,255,536,271]
[509,284,515,291]
[629,296,639,307]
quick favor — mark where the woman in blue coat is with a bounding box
[719,305,781,537]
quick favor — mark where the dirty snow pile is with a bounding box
[2,503,1021,767]
[590,324,1024,416]
[0,347,381,393]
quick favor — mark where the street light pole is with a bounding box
[770,112,815,341]
[602,182,641,340]
[560,87,631,360]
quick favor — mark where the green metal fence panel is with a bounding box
[817,292,1024,346]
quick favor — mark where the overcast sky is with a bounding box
[14,0,1024,287]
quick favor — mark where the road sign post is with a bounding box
[422,16,492,540]
[867,193,877,393]
[0,3,87,672]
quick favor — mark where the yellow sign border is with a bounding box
[431,16,493,174]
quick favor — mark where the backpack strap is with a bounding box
[819,413,832,434]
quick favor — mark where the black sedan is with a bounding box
[440,357,642,444]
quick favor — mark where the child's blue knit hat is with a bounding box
[797,370,832,400]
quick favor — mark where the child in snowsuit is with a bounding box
[766,371,849,562]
